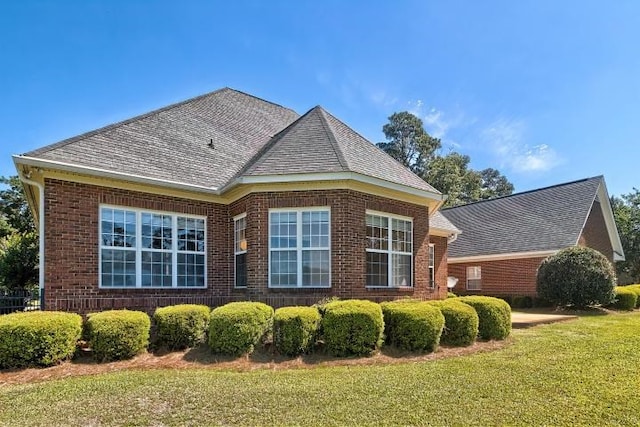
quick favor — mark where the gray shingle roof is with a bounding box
[243,106,440,194]
[21,89,440,196]
[441,177,603,258]
[430,211,460,234]
[24,88,300,190]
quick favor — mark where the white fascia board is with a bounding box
[13,155,221,194]
[448,250,558,264]
[229,172,444,202]
[429,227,460,237]
[595,182,626,261]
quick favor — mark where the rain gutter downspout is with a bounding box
[18,171,45,309]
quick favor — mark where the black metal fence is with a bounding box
[0,288,41,314]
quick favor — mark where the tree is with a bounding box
[377,112,441,176]
[611,189,640,284]
[479,168,514,200]
[0,176,38,290]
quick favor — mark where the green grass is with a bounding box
[1,312,640,426]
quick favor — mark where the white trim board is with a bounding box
[448,250,558,264]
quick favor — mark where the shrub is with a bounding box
[625,285,640,308]
[428,299,479,346]
[511,295,533,309]
[447,292,457,298]
[208,302,274,356]
[0,311,82,369]
[153,304,211,350]
[273,306,321,356]
[322,299,384,357]
[610,287,637,311]
[458,296,511,340]
[86,310,151,362]
[536,247,616,308]
[381,301,444,352]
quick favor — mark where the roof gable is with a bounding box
[442,177,605,258]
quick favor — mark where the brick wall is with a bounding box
[429,236,449,298]
[44,179,444,313]
[448,257,547,297]
[577,201,614,261]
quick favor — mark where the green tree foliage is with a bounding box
[611,189,640,284]
[378,113,513,207]
[0,176,38,290]
[377,112,442,176]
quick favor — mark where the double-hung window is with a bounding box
[466,266,482,290]
[428,244,435,288]
[234,213,247,288]
[100,206,206,288]
[269,208,330,288]
[366,211,413,287]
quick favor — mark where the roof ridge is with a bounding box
[315,106,349,170]
[24,87,233,156]
[225,87,298,115]
[443,175,603,211]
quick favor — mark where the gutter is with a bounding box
[16,169,45,309]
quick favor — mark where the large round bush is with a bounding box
[428,299,479,346]
[0,311,82,368]
[153,304,211,350]
[322,299,384,357]
[458,296,511,340]
[536,247,616,308]
[381,301,444,352]
[273,306,321,356]
[208,302,274,356]
[86,310,151,362]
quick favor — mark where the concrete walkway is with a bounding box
[511,312,578,328]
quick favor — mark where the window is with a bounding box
[366,212,413,287]
[429,244,435,288]
[234,214,247,288]
[269,208,330,288]
[100,206,206,288]
[467,266,482,290]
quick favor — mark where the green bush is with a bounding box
[0,311,82,369]
[447,292,457,298]
[86,310,151,362]
[458,296,511,340]
[511,295,533,309]
[153,304,211,350]
[322,299,384,357]
[428,300,479,346]
[273,306,321,356]
[208,302,274,356]
[611,287,637,311]
[536,247,616,308]
[625,285,640,308]
[381,301,444,352]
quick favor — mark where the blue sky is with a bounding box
[1,1,638,196]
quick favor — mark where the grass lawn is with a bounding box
[1,312,639,426]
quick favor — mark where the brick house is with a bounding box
[13,88,459,313]
[441,176,625,297]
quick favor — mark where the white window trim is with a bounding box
[99,204,207,289]
[365,210,414,288]
[268,207,331,288]
[428,243,435,289]
[234,213,247,289]
[466,266,482,291]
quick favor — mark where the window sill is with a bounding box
[99,286,207,290]
[268,286,332,290]
[366,286,414,292]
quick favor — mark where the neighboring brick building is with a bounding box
[442,176,625,298]
[14,88,459,313]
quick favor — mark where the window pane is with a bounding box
[392,219,412,253]
[270,212,297,249]
[270,250,297,286]
[302,211,330,248]
[235,216,247,253]
[392,254,412,287]
[366,252,388,287]
[101,207,136,248]
[141,251,172,287]
[302,250,330,287]
[366,214,388,250]
[177,216,205,253]
[142,213,172,250]
[235,252,247,287]
[101,248,136,287]
[177,253,205,287]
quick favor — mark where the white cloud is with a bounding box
[483,119,561,172]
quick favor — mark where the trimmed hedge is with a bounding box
[625,285,640,308]
[0,311,82,369]
[381,301,444,352]
[428,300,479,347]
[323,299,384,357]
[458,296,511,340]
[208,302,274,356]
[611,287,637,311]
[153,304,211,350]
[86,310,151,362]
[273,306,321,356]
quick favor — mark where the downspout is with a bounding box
[18,171,45,310]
